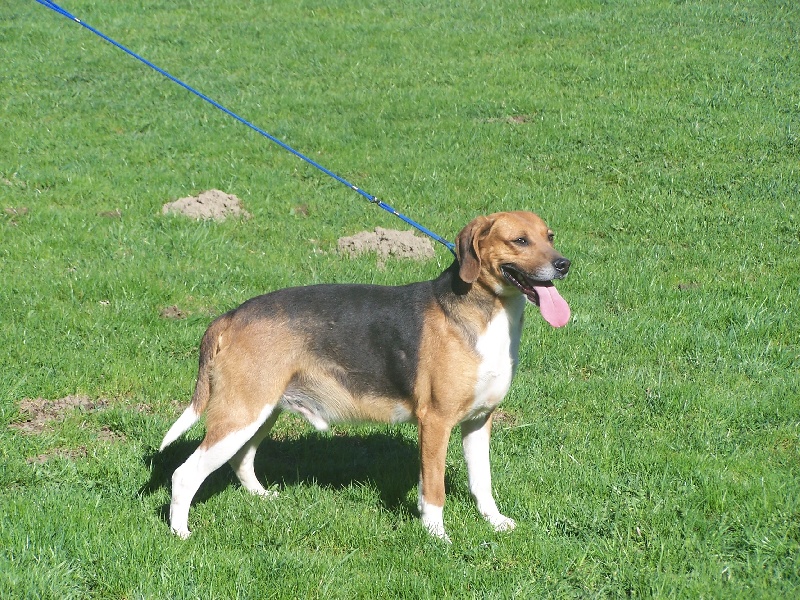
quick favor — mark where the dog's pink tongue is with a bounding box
[531,285,570,327]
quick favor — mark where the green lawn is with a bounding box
[2,0,798,597]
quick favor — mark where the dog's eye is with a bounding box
[547,232,555,243]
[512,237,528,246]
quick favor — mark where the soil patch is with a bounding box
[337,227,435,266]
[162,189,251,221]
[492,409,521,429]
[484,114,537,124]
[10,395,108,435]
[11,397,142,463]
[4,206,29,216]
[3,206,29,226]
[97,426,127,442]
[160,305,188,320]
[27,447,88,465]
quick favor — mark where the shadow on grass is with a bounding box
[140,429,420,525]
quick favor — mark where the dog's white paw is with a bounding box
[422,519,452,544]
[172,526,192,540]
[418,497,451,543]
[253,488,279,499]
[487,514,516,533]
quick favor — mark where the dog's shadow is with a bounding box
[141,428,421,523]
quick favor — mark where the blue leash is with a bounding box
[34,0,457,255]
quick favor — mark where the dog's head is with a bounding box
[455,211,571,327]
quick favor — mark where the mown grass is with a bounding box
[2,0,799,597]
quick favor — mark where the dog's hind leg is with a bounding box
[229,409,282,497]
[168,403,277,539]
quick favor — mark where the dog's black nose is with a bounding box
[553,257,571,275]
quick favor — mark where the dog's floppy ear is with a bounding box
[455,216,492,283]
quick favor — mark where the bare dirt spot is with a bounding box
[2,176,27,188]
[11,397,139,463]
[10,395,108,435]
[3,206,29,226]
[160,305,188,320]
[27,447,88,465]
[291,203,310,216]
[337,227,435,267]
[162,189,251,221]
[492,409,521,429]
[484,114,537,124]
[4,206,29,216]
[97,426,127,443]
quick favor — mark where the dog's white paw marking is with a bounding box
[419,498,451,543]
[238,477,279,499]
[253,488,279,499]
[172,527,192,540]
[489,515,517,532]
[422,519,452,544]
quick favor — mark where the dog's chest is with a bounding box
[470,296,525,416]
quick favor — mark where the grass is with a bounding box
[2,0,799,597]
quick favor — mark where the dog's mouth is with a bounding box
[501,265,571,328]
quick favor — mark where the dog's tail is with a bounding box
[159,313,232,452]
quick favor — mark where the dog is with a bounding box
[159,211,571,541]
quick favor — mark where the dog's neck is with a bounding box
[433,261,524,345]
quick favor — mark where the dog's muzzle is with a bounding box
[501,263,571,327]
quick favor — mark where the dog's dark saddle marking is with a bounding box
[229,263,477,402]
[234,277,430,401]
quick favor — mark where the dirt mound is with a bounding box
[337,227,435,266]
[162,189,251,221]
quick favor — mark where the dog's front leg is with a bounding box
[461,414,516,532]
[417,417,453,543]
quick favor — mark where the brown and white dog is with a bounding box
[159,211,571,541]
